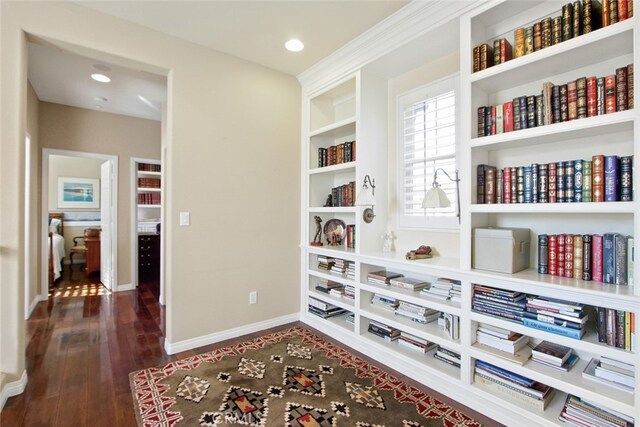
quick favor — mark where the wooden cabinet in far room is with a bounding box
[138,234,160,282]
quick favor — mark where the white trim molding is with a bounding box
[26,294,48,319]
[164,313,300,355]
[0,370,27,411]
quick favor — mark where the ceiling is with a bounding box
[28,1,409,121]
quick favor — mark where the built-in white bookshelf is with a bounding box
[300,1,640,426]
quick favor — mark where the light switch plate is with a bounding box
[179,212,190,226]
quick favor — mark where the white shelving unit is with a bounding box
[299,1,640,426]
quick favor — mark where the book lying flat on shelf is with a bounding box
[559,394,634,427]
[582,358,634,393]
[531,340,573,366]
[389,276,429,292]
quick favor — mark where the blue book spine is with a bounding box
[564,160,575,202]
[603,233,616,284]
[518,96,528,129]
[485,107,492,137]
[574,160,583,202]
[522,318,584,339]
[523,166,533,203]
[556,161,565,202]
[475,360,535,387]
[604,155,620,201]
[531,163,539,203]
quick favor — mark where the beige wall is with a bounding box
[40,103,161,287]
[48,154,104,212]
[386,51,461,258]
[1,1,300,385]
[26,82,40,312]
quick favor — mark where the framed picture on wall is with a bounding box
[58,177,100,209]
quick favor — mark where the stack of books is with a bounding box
[315,278,342,294]
[345,313,354,324]
[371,293,398,311]
[559,395,634,427]
[346,263,356,280]
[368,320,400,342]
[331,258,350,276]
[434,345,461,368]
[474,360,555,411]
[524,296,587,339]
[343,285,355,301]
[472,285,526,323]
[530,341,578,372]
[583,357,635,393]
[395,301,440,324]
[308,297,346,319]
[389,276,429,292]
[368,270,403,286]
[398,331,436,354]
[476,323,529,355]
[443,313,460,340]
[420,278,459,300]
[449,281,462,303]
[329,286,345,298]
[317,256,335,272]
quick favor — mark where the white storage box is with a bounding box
[473,228,531,274]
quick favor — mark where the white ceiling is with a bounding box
[75,1,409,76]
[28,1,409,121]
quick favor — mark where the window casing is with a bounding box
[397,74,459,230]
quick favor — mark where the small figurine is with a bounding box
[311,216,323,246]
[323,194,333,207]
[406,245,433,260]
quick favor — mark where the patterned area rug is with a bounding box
[130,326,484,426]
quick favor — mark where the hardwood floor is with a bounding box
[1,266,501,426]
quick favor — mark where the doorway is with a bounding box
[41,149,118,296]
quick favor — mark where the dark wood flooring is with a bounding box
[1,266,501,426]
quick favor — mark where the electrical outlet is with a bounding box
[249,291,257,304]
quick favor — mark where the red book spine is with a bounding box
[567,80,578,120]
[605,75,617,113]
[503,167,512,203]
[593,234,604,282]
[586,76,598,117]
[548,162,557,203]
[503,101,514,132]
[557,234,566,277]
[592,154,605,202]
[500,38,512,63]
[549,235,558,276]
[564,234,574,278]
[618,0,628,20]
[490,106,496,135]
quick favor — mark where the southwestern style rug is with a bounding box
[130,326,484,427]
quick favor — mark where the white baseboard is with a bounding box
[25,294,48,319]
[0,370,27,412]
[164,313,300,355]
[117,283,134,292]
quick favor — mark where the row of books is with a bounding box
[329,181,356,207]
[472,0,630,72]
[477,64,634,138]
[474,360,555,412]
[434,345,461,369]
[308,297,347,319]
[583,356,635,393]
[596,307,636,351]
[317,140,356,168]
[344,224,356,250]
[138,177,161,188]
[559,394,634,426]
[420,277,461,303]
[537,233,634,285]
[138,163,161,172]
[477,155,633,205]
[137,193,161,205]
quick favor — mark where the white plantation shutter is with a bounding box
[398,75,458,229]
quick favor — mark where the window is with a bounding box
[397,74,458,229]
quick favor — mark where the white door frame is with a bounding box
[41,148,119,296]
[24,133,33,319]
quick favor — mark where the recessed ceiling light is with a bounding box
[94,96,108,102]
[93,64,111,72]
[91,73,111,83]
[285,39,304,52]
[95,105,103,109]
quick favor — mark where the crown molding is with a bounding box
[297,0,484,94]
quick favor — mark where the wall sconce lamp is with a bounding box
[355,174,376,223]
[422,168,460,223]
